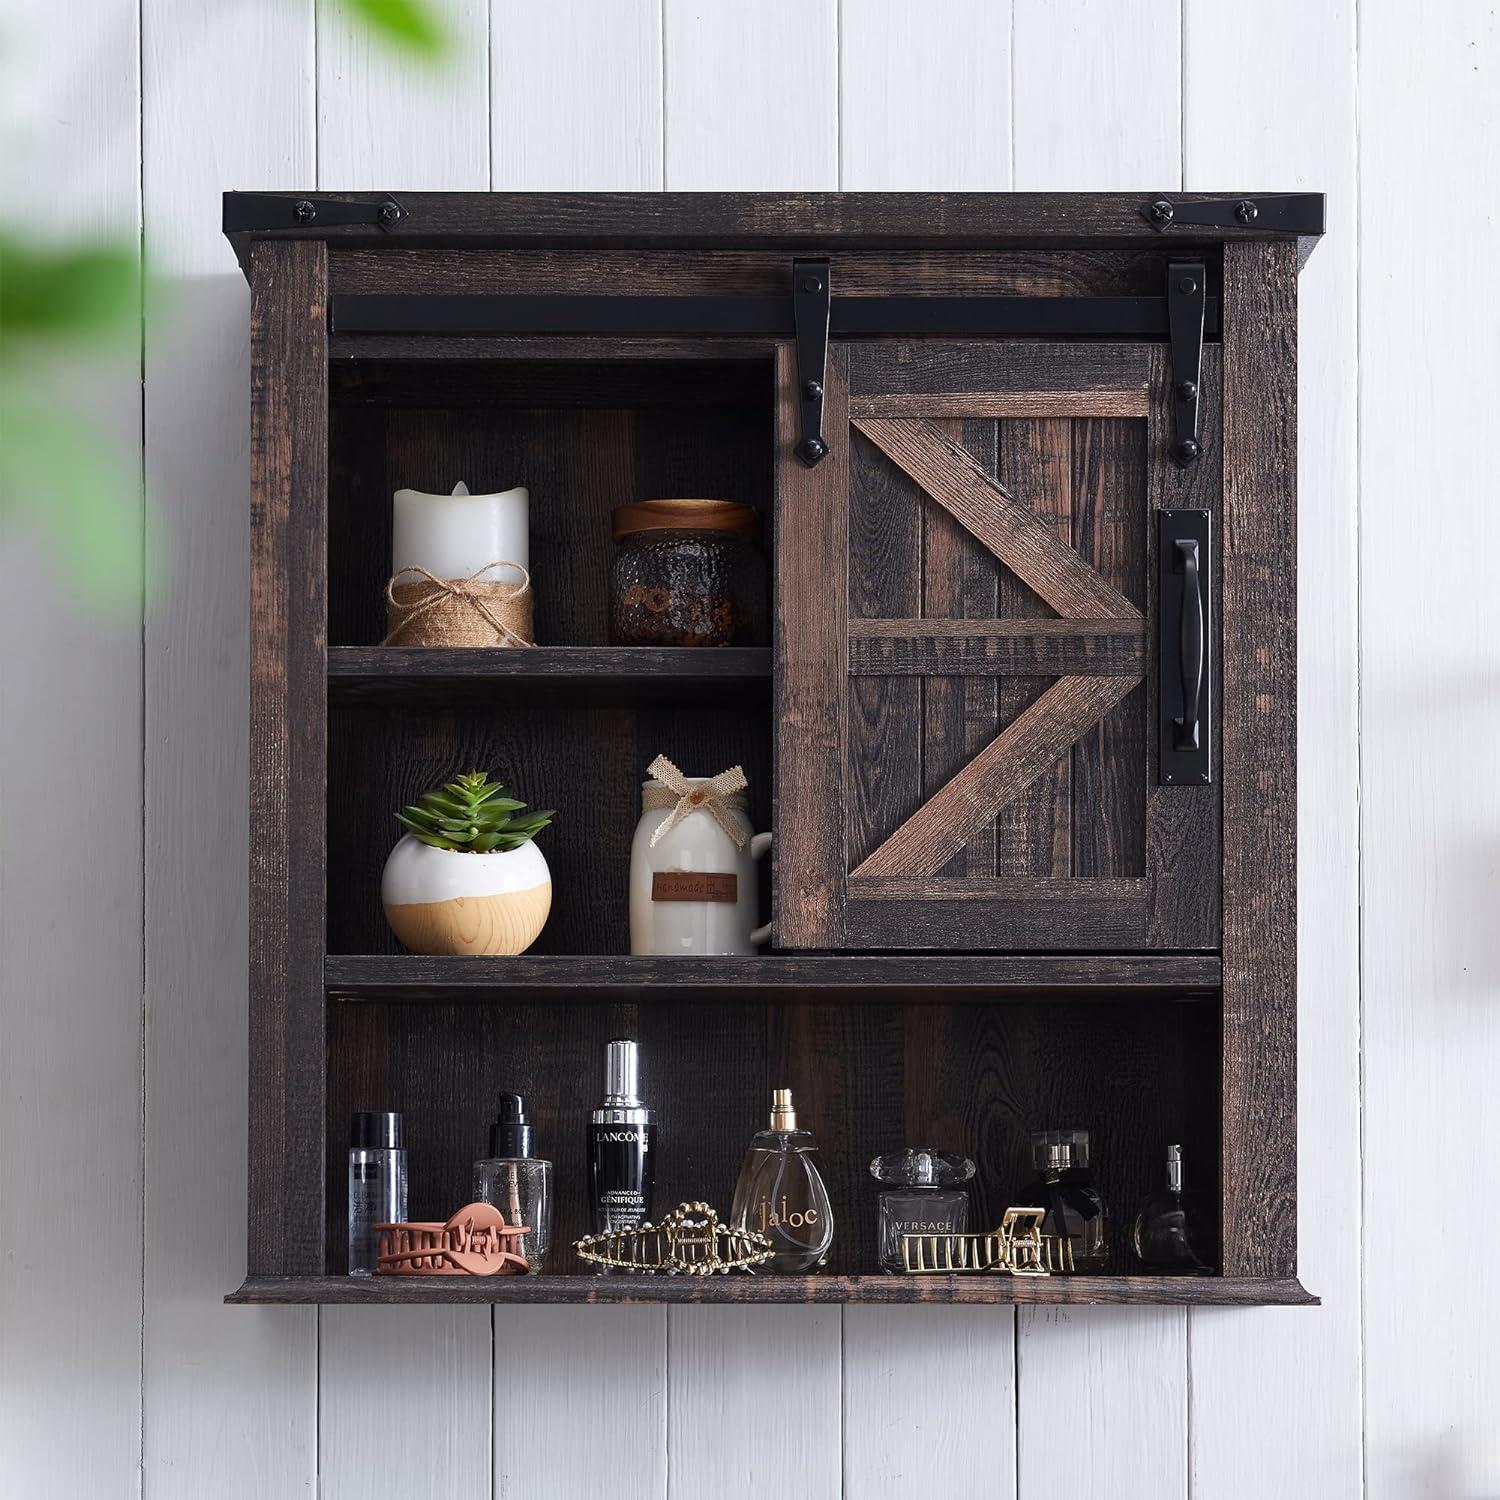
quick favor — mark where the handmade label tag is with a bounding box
[652,871,738,903]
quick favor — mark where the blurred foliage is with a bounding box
[0,0,447,609]
[0,236,145,609]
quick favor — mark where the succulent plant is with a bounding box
[395,771,554,853]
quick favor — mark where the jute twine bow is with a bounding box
[382,562,534,647]
[644,754,752,849]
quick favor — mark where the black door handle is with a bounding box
[1174,538,1203,752]
[1158,510,1212,784]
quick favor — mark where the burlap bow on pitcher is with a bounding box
[644,755,752,849]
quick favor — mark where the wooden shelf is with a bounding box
[325,952,1221,1001]
[328,645,772,701]
[228,1273,1316,1307]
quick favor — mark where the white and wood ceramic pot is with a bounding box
[381,835,552,956]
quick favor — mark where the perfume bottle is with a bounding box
[1130,1143,1212,1273]
[730,1088,833,1273]
[588,1039,656,1235]
[1018,1128,1108,1272]
[347,1110,407,1276]
[473,1092,554,1271]
[870,1149,974,1274]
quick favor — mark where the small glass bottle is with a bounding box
[870,1149,974,1274]
[347,1110,407,1276]
[1130,1143,1212,1273]
[473,1092,554,1271]
[730,1088,833,1273]
[1018,1128,1108,1272]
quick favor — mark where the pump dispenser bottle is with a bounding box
[473,1092,554,1270]
[588,1039,656,1235]
[730,1088,833,1272]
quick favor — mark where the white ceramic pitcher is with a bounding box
[629,769,771,956]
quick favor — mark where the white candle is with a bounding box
[391,481,529,585]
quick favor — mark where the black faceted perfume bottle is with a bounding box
[1130,1143,1213,1273]
[1018,1128,1109,1271]
[588,1039,657,1236]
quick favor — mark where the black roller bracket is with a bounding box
[1159,509,1213,786]
[1139,193,1325,235]
[792,258,831,467]
[222,193,408,233]
[1166,260,1206,466]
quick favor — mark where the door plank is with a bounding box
[851,390,1150,419]
[853,416,1142,619]
[852,674,1143,879]
[849,617,1146,676]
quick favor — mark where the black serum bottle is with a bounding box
[588,1038,657,1235]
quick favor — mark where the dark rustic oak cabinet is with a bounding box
[225,192,1321,1307]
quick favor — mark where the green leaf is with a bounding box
[468,832,502,852]
[0,237,139,346]
[411,831,457,850]
[332,0,448,57]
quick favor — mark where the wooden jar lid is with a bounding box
[611,498,758,541]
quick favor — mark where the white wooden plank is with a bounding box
[1359,2,1499,1494]
[318,0,489,187]
[1183,2,1363,1494]
[1019,1307,1184,1499]
[492,0,662,188]
[1012,0,1179,190]
[1008,3,1187,1492]
[0,2,143,1495]
[140,0,317,1493]
[840,0,1011,189]
[843,1306,1015,1497]
[667,1307,841,1500]
[494,1305,666,1498]
[315,14,497,1493]
[662,0,838,189]
[320,1308,492,1497]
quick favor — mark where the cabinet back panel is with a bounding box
[328,360,774,648]
[325,996,1220,1276]
[327,697,772,956]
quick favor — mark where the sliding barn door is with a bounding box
[775,340,1220,951]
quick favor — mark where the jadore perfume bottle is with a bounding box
[1018,1128,1109,1271]
[1130,1143,1213,1273]
[870,1149,974,1274]
[588,1039,656,1235]
[730,1088,833,1273]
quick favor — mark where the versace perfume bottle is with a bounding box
[870,1149,974,1274]
[347,1110,407,1276]
[1130,1143,1212,1272]
[588,1039,656,1235]
[730,1088,833,1272]
[473,1092,554,1270]
[1018,1128,1108,1271]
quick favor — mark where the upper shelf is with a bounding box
[328,645,771,702]
[325,952,1221,1001]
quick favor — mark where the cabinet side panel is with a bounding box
[1220,239,1298,1277]
[774,342,849,947]
[248,238,328,1275]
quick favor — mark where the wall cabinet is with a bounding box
[225,192,1321,1307]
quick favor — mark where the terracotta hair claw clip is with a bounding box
[376,1201,530,1276]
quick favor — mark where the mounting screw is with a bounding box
[1164,771,1175,783]
[293,200,316,224]
[802,275,824,293]
[1199,771,1211,783]
[1235,199,1259,224]
[1175,438,1201,464]
[377,200,403,226]
[1149,198,1175,227]
[798,437,828,463]
[803,379,823,401]
[1176,274,1199,295]
[1177,380,1198,402]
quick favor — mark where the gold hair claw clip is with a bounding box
[898,1206,1074,1276]
[574,1201,775,1275]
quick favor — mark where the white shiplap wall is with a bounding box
[5,0,1496,1494]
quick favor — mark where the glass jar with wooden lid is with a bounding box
[608,499,767,647]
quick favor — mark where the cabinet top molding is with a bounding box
[222,190,1325,274]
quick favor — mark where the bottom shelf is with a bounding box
[228,1274,1317,1307]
